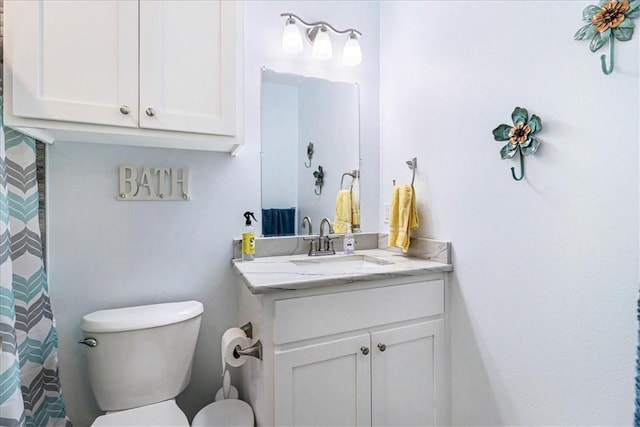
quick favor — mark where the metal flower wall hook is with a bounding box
[304,142,314,168]
[313,165,324,195]
[492,107,542,181]
[575,0,639,75]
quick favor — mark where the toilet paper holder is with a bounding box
[233,340,263,361]
[240,321,253,339]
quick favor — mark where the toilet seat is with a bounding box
[91,399,189,426]
[192,399,254,427]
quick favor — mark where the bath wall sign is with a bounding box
[575,0,639,75]
[492,107,542,181]
[118,166,190,201]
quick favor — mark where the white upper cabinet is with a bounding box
[139,1,236,136]
[4,0,242,153]
[10,1,139,128]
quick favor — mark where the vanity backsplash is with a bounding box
[232,232,450,264]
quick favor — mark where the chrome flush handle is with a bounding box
[78,337,98,347]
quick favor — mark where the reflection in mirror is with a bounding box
[261,68,360,237]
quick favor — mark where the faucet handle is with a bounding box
[307,239,317,256]
[327,238,335,253]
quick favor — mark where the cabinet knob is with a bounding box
[119,105,130,115]
[377,343,386,352]
[360,346,369,355]
[145,107,156,117]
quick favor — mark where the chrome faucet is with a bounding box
[303,217,336,256]
[301,216,313,235]
[311,218,335,256]
[319,218,333,239]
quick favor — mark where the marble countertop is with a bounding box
[232,248,453,294]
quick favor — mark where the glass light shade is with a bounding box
[343,33,362,66]
[312,27,332,60]
[282,19,303,54]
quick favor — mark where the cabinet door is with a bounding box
[371,320,445,427]
[139,1,237,136]
[275,334,372,426]
[7,0,139,127]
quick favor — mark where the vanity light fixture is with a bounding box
[343,32,362,66]
[280,13,363,65]
[282,16,303,54]
[312,26,333,60]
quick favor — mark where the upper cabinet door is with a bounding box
[139,1,237,136]
[8,0,139,127]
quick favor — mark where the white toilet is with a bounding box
[80,300,254,427]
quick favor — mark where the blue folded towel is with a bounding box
[262,208,296,237]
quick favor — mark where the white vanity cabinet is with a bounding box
[3,0,242,152]
[238,275,449,427]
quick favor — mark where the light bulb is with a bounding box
[343,32,362,66]
[312,26,332,60]
[282,18,303,54]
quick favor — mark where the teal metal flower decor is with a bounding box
[575,0,640,75]
[313,165,324,195]
[305,142,314,168]
[492,107,542,181]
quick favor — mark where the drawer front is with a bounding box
[274,280,444,344]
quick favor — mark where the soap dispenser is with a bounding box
[242,211,257,261]
[343,225,355,254]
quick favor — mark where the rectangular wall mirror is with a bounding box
[260,68,360,237]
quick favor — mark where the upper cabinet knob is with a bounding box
[360,346,369,355]
[377,343,386,352]
[119,105,130,115]
[145,107,156,117]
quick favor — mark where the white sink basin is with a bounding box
[290,254,394,271]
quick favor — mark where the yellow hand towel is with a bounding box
[350,190,360,230]
[333,189,353,233]
[388,184,419,253]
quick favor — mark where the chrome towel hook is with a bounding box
[406,157,417,185]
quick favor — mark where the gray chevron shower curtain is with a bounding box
[0,100,70,426]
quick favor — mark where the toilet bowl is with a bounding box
[91,399,188,427]
[81,300,255,426]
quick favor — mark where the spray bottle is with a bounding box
[242,211,257,261]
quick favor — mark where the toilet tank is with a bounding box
[80,300,204,412]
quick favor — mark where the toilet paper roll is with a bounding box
[221,327,250,372]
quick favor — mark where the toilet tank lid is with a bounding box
[81,300,204,333]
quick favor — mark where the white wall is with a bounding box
[47,2,379,425]
[380,1,639,425]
